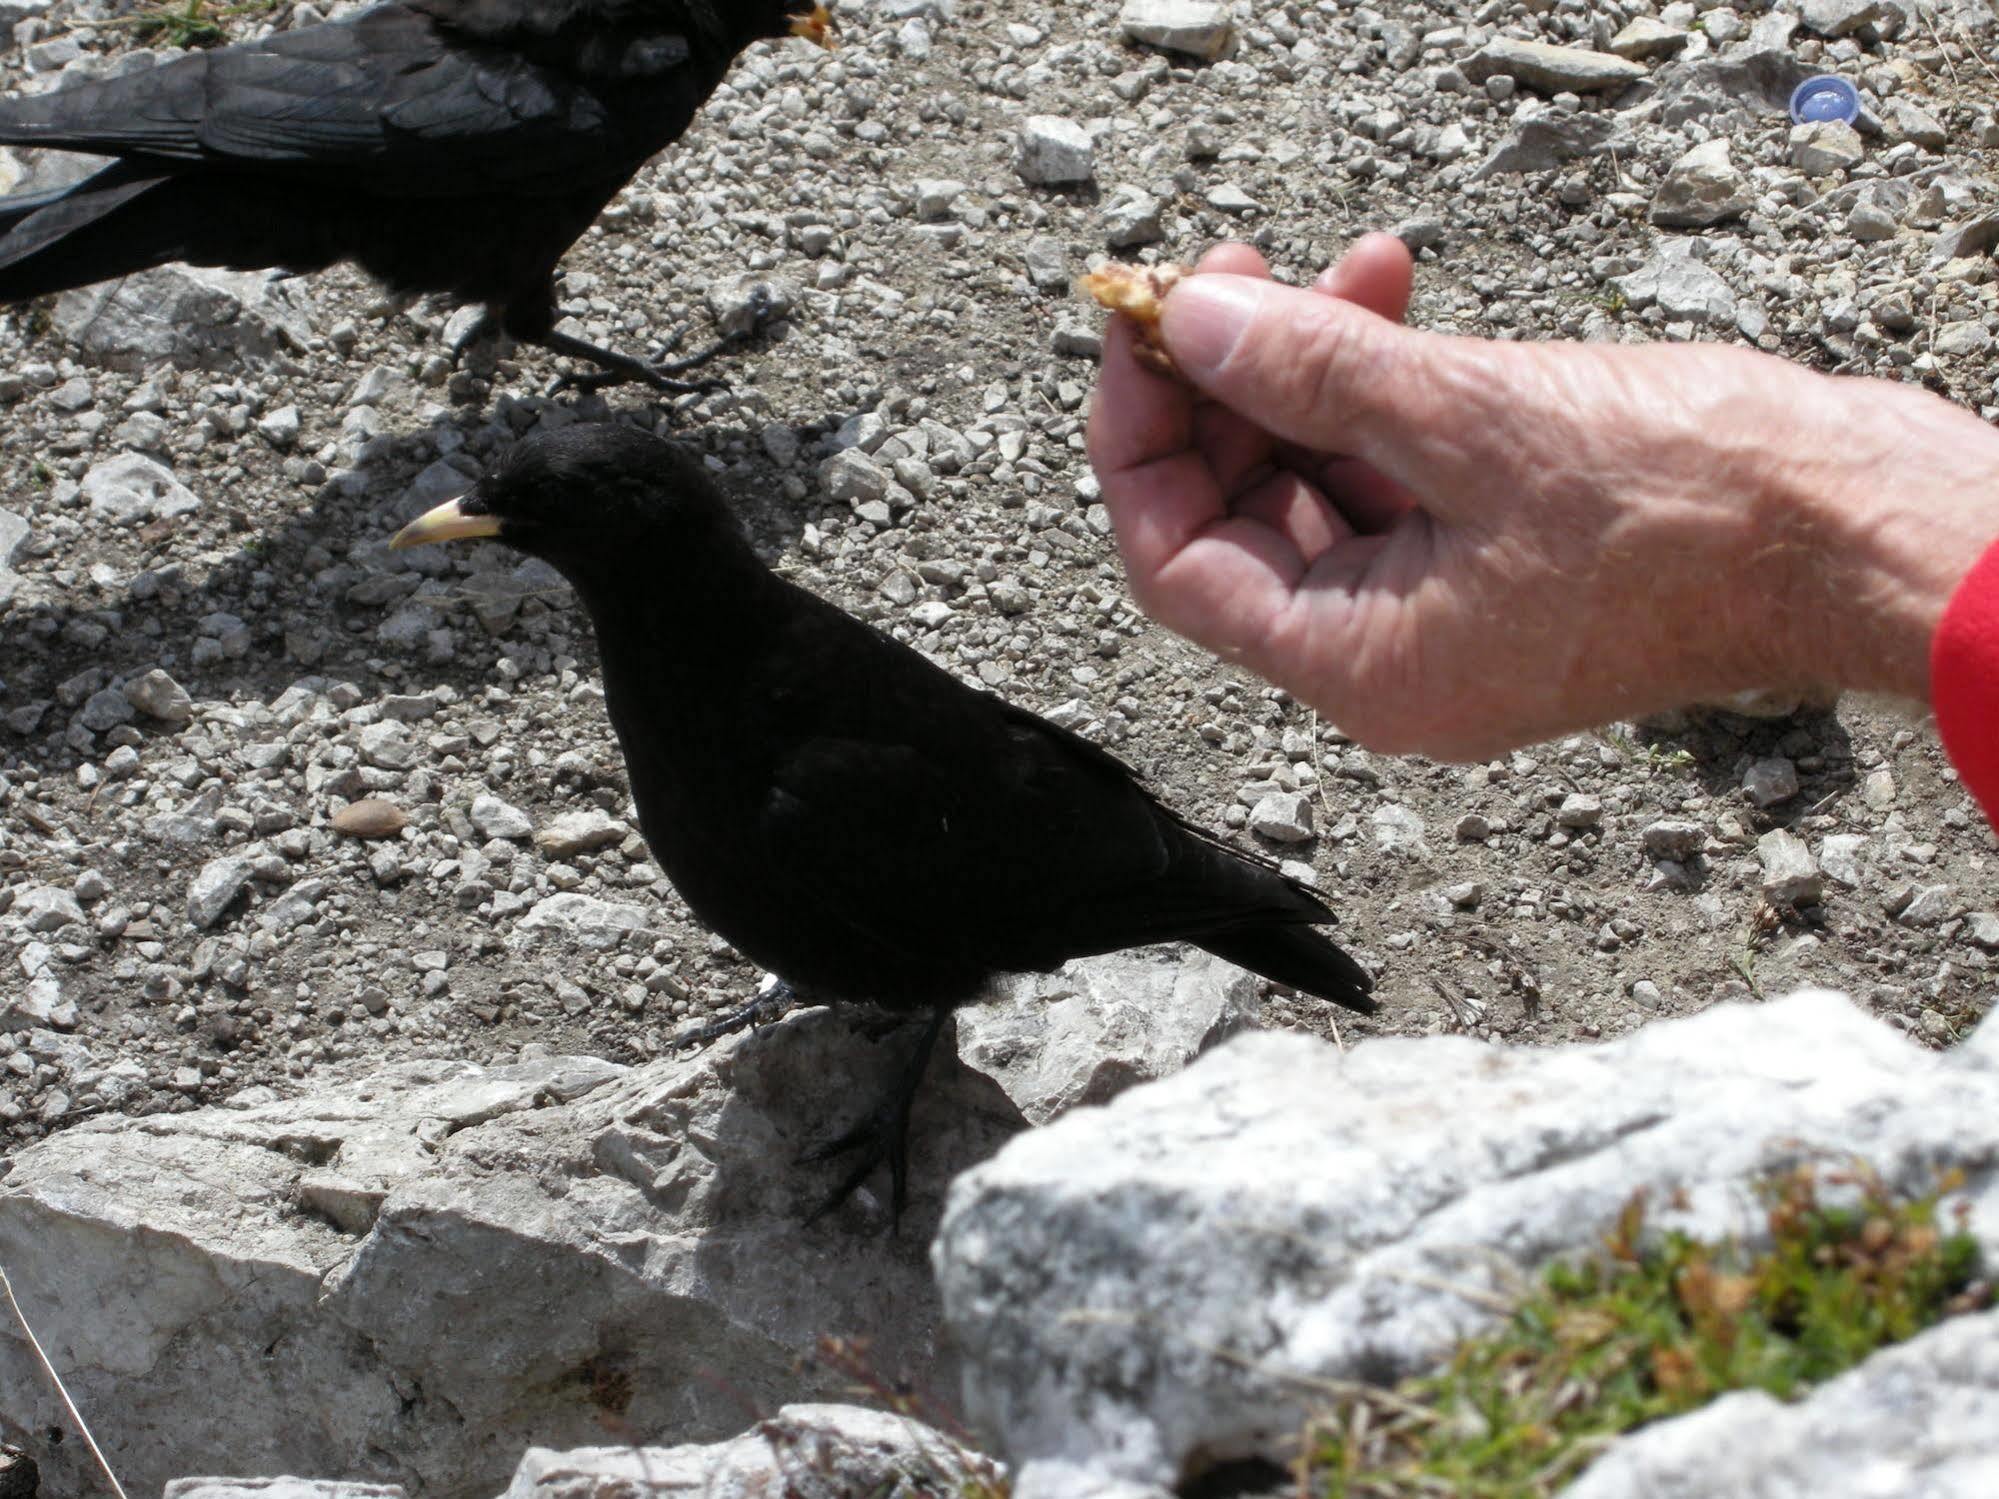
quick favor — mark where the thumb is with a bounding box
[1160,273,1461,478]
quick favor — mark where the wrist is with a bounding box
[1763,374,1999,702]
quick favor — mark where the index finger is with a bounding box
[1089,310,1315,651]
[1086,303,1197,478]
[1087,313,1215,581]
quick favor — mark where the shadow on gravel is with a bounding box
[0,387,826,796]
[1633,706,1858,826]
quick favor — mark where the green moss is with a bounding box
[1302,1164,1988,1498]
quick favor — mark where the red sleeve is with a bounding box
[1933,536,1999,828]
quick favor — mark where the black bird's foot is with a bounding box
[800,1007,950,1232]
[799,1107,909,1230]
[665,980,798,1051]
[537,328,730,398]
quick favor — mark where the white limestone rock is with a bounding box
[1792,120,1866,174]
[1758,828,1825,906]
[164,1483,405,1499]
[1015,116,1094,186]
[0,505,25,606]
[1117,0,1232,62]
[125,667,196,725]
[1800,0,1908,39]
[1609,19,1692,60]
[957,948,1261,1127]
[1650,139,1754,227]
[79,452,201,526]
[1460,39,1647,94]
[510,892,657,950]
[534,809,629,859]
[496,1405,1003,1498]
[53,265,313,372]
[1615,242,1738,325]
[933,993,1999,1498]
[0,1023,1022,1499]
[187,855,257,930]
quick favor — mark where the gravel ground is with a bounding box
[1,0,1996,1150]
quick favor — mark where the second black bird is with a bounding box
[0,0,833,390]
[393,425,1378,1219]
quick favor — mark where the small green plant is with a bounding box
[1601,727,1692,771]
[17,299,54,343]
[1300,1164,1986,1498]
[118,0,280,49]
[128,0,227,47]
[1727,945,1764,999]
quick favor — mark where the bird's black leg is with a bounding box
[800,1006,951,1231]
[631,284,777,377]
[456,307,500,345]
[534,328,727,397]
[665,980,798,1051]
[504,278,771,398]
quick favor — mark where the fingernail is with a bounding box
[1161,276,1264,379]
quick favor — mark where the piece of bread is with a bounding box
[1079,262,1189,377]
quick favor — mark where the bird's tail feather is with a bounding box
[1198,926,1376,1015]
[0,181,81,232]
[0,162,170,303]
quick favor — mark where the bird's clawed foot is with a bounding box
[538,326,734,398]
[665,979,798,1051]
[799,1007,950,1231]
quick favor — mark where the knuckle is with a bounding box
[1265,302,1392,430]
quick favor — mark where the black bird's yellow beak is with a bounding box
[390,497,503,550]
[790,4,836,48]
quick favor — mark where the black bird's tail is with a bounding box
[0,162,174,303]
[0,181,79,232]
[1198,926,1377,1015]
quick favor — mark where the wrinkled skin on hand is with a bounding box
[1088,237,1999,761]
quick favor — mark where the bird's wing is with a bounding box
[758,735,1019,969]
[758,711,1331,977]
[0,7,691,194]
[987,698,1337,933]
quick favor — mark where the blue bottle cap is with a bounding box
[1789,75,1860,126]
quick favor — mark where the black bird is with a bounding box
[393,426,1378,1219]
[0,0,833,391]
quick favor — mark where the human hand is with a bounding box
[1087,237,1999,760]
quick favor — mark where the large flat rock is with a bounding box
[0,945,1257,1497]
[0,1015,1019,1499]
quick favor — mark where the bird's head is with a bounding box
[711,1,832,48]
[596,2,835,55]
[391,425,737,575]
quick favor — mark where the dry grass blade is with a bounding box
[0,1264,130,1499]
[1914,2,1964,84]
